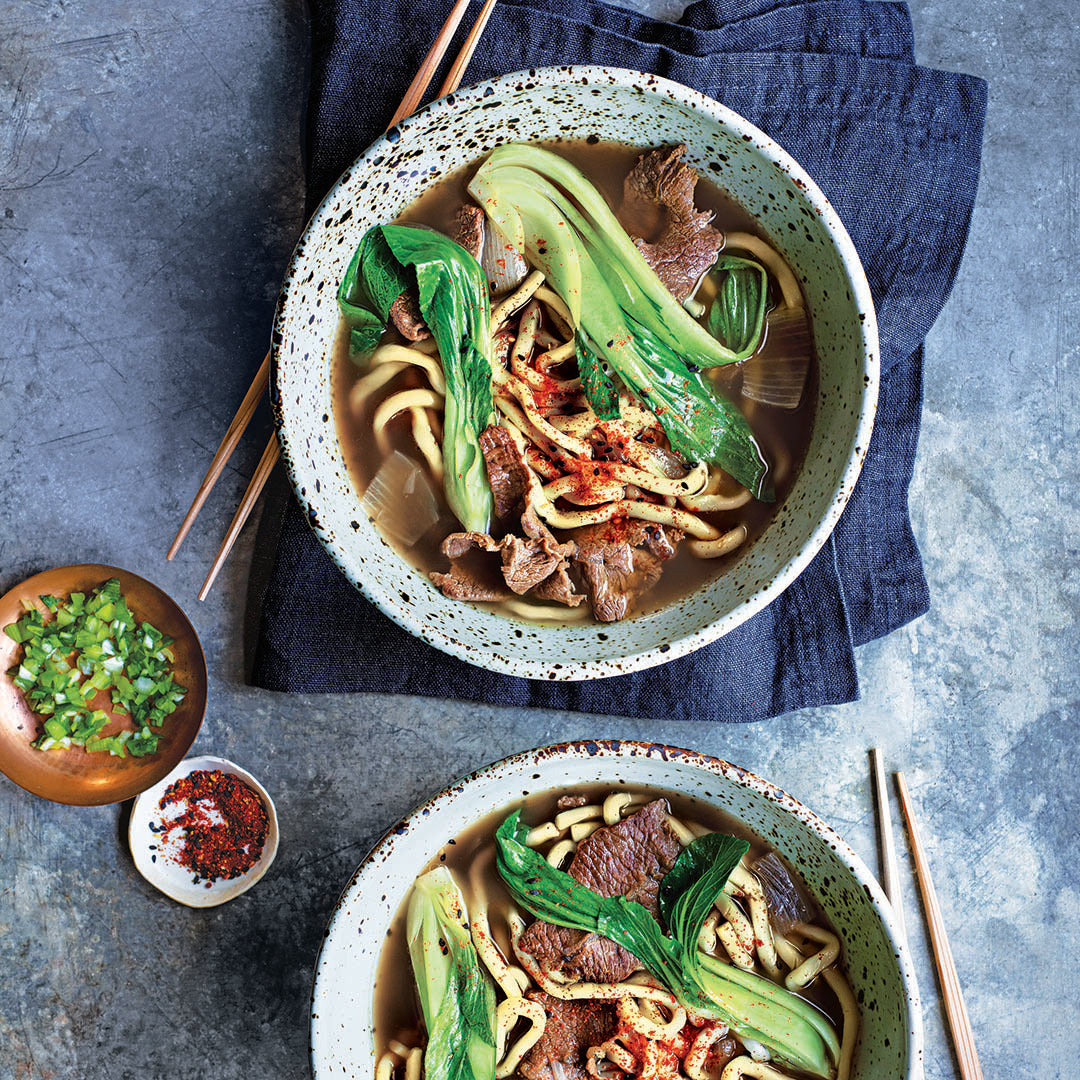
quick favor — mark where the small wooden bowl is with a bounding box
[0,564,207,805]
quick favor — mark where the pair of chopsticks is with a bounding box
[871,749,984,1080]
[167,0,498,601]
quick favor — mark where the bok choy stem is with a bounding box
[406,867,498,1080]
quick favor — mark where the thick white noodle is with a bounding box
[525,822,560,847]
[725,232,802,310]
[501,598,591,623]
[373,389,443,454]
[602,792,633,824]
[570,821,601,842]
[554,804,602,830]
[495,996,547,1078]
[684,1023,731,1080]
[784,921,840,990]
[533,285,575,335]
[720,1058,791,1080]
[546,838,577,868]
[371,343,447,389]
[491,270,545,329]
[665,815,696,846]
[716,893,757,971]
[688,525,749,559]
[728,863,781,977]
[410,408,444,483]
[616,996,687,1042]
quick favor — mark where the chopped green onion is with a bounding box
[4,579,186,756]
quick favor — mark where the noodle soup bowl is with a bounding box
[274,67,878,678]
[311,741,921,1080]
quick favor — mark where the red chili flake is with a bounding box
[158,770,269,887]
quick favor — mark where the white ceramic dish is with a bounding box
[129,754,279,908]
[310,740,921,1080]
[273,66,879,680]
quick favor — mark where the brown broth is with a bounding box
[373,783,843,1058]
[332,141,817,622]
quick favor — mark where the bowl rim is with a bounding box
[309,738,922,1080]
[273,64,881,680]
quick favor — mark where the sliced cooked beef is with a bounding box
[533,563,584,607]
[577,547,662,623]
[502,532,574,595]
[432,502,582,605]
[517,800,681,983]
[570,520,680,622]
[518,993,617,1080]
[453,204,485,261]
[389,291,430,341]
[430,532,509,601]
[388,203,486,341]
[480,424,531,518]
[622,145,723,302]
[429,565,510,602]
[518,505,584,606]
[557,795,588,810]
[442,531,501,560]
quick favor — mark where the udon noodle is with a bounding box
[376,788,857,1080]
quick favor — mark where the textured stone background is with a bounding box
[1,1,1076,1077]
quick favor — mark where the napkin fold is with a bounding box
[247,0,986,721]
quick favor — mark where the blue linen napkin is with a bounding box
[247,0,985,720]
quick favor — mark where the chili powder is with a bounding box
[158,769,269,886]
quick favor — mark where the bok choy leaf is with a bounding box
[406,867,498,1080]
[495,811,836,1078]
[706,255,769,359]
[468,144,773,500]
[338,224,496,532]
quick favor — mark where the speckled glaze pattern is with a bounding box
[272,67,879,680]
[309,741,920,1080]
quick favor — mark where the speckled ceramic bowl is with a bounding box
[273,67,878,679]
[310,741,920,1079]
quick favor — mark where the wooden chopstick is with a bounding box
[198,434,280,601]
[870,747,905,939]
[437,0,497,97]
[387,0,473,128]
[188,0,494,598]
[167,350,271,561]
[895,771,984,1080]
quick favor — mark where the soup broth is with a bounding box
[333,141,817,623]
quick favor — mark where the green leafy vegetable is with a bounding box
[3,579,186,756]
[468,144,773,500]
[706,255,769,359]
[337,224,497,532]
[495,811,836,1077]
[406,867,497,1080]
[658,831,749,975]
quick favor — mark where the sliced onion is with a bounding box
[741,305,811,410]
[481,217,529,297]
[752,852,814,935]
[360,451,440,547]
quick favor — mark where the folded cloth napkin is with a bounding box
[246,0,986,720]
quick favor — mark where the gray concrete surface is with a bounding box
[1,1,1076,1077]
